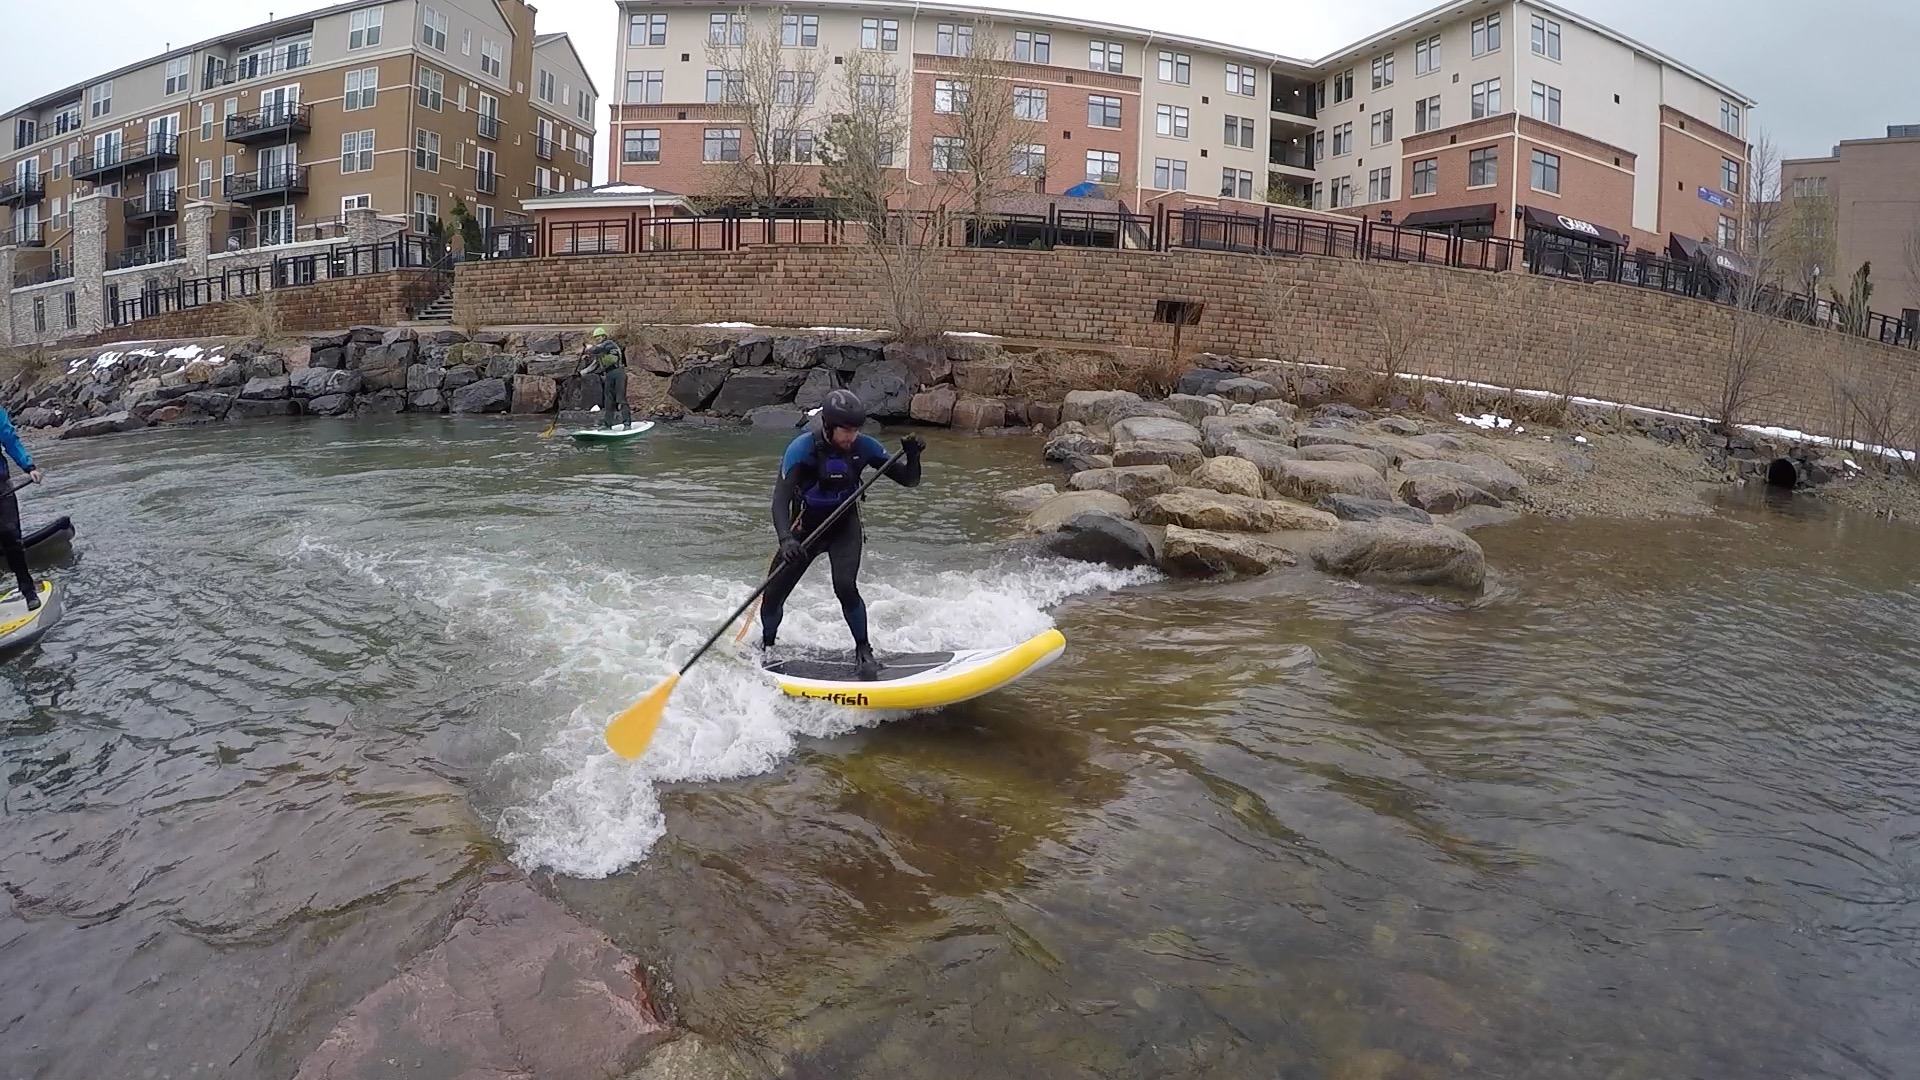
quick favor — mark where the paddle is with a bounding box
[604,446,908,761]
[5,473,36,494]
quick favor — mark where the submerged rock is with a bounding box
[1025,490,1133,534]
[1160,525,1297,578]
[998,483,1061,514]
[1039,510,1160,570]
[1044,421,1112,462]
[1310,519,1487,591]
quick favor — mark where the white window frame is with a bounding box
[421,6,448,51]
[89,81,112,119]
[1088,95,1122,129]
[481,39,504,80]
[346,67,379,111]
[703,127,742,163]
[627,70,664,104]
[1720,100,1741,136]
[165,57,191,96]
[629,13,667,47]
[350,8,384,50]
[1722,157,1741,195]
[1013,86,1046,121]
[1415,95,1440,134]
[931,135,964,171]
[417,67,444,111]
[1014,31,1050,64]
[936,23,973,57]
[1156,104,1189,139]
[1472,79,1502,119]
[933,79,969,115]
[343,193,372,213]
[1368,166,1393,203]
[1011,143,1045,176]
[1225,63,1256,97]
[341,129,375,173]
[414,128,441,172]
[1371,109,1393,145]
[413,192,438,234]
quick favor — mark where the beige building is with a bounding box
[1781,126,1920,319]
[0,0,597,344]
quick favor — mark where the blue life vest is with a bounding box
[800,443,859,516]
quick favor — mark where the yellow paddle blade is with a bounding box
[604,674,678,759]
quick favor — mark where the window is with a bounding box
[1221,168,1253,200]
[1473,14,1501,56]
[89,81,112,119]
[776,71,816,105]
[933,79,969,114]
[1011,143,1045,176]
[1472,79,1501,118]
[773,129,815,163]
[1223,114,1254,148]
[1086,149,1121,184]
[1530,149,1560,193]
[1415,35,1440,75]
[1792,175,1826,198]
[417,67,444,110]
[1014,86,1046,120]
[474,204,493,232]
[1531,82,1561,125]
[479,91,499,124]
[781,14,818,46]
[1371,108,1393,145]
[937,23,973,57]
[1531,15,1561,60]
[1371,53,1395,90]
[1332,176,1354,207]
[857,73,897,108]
[1723,157,1740,194]
[538,70,556,103]
[704,70,743,103]
[481,39,504,79]
[199,103,215,141]
[412,129,440,171]
[475,146,496,187]
[350,7,383,49]
[63,292,75,330]
[1331,122,1352,156]
[413,192,438,234]
[1156,104,1189,139]
[708,12,745,45]
[165,57,190,95]
[1468,145,1498,187]
[931,135,964,171]
[1225,63,1255,96]
[32,299,44,335]
[703,127,741,162]
[1719,215,1738,246]
[1015,30,1050,63]
[1331,69,1353,104]
[1159,50,1191,84]
[1415,95,1440,133]
[1412,157,1436,195]
[1088,95,1121,128]
[1720,99,1741,136]
[861,18,899,51]
[337,129,370,172]
[198,159,213,198]
[1368,166,1392,202]
[222,154,235,193]
[1313,130,1324,162]
[346,67,378,110]
[629,12,667,46]
[421,6,447,50]
[627,69,663,103]
[1089,40,1123,73]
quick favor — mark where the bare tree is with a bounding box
[1775,189,1836,301]
[1903,212,1920,348]
[701,4,826,209]
[1711,133,1790,434]
[1343,261,1429,404]
[932,24,1043,225]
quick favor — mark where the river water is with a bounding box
[2,416,1916,1080]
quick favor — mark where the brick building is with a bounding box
[1781,126,1920,319]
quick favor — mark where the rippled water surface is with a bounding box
[3,416,1918,1080]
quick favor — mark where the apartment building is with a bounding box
[0,0,597,292]
[1781,127,1920,318]
[605,0,1752,266]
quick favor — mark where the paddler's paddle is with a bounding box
[5,473,36,494]
[604,446,908,760]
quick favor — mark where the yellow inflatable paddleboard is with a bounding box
[0,578,62,654]
[763,628,1066,710]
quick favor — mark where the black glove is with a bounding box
[778,536,806,565]
[901,434,925,459]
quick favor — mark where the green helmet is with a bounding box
[592,326,609,338]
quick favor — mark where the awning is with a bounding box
[1400,203,1498,229]
[1520,206,1628,247]
[1668,233,1752,276]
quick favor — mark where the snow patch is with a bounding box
[944,331,999,339]
[805,327,876,334]
[1457,413,1514,430]
[165,344,205,361]
[696,321,761,329]
[1574,435,1589,445]
[595,184,661,195]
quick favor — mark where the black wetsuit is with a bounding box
[586,339,630,427]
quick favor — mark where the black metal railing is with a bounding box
[0,173,46,204]
[110,236,445,327]
[111,241,182,269]
[12,257,69,288]
[535,136,554,160]
[483,223,538,259]
[4,222,46,247]
[72,133,180,179]
[477,113,500,141]
[125,189,180,219]
[227,164,310,199]
[202,44,312,90]
[226,103,313,142]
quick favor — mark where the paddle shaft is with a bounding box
[679,447,907,677]
[5,474,35,495]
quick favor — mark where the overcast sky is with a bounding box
[5,0,1916,182]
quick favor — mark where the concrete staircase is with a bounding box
[415,286,455,323]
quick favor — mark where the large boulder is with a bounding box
[245,355,287,380]
[1398,476,1500,514]
[406,364,444,392]
[1188,456,1266,499]
[511,374,558,414]
[813,341,886,372]
[210,361,247,388]
[1296,443,1391,474]
[525,331,564,355]
[1213,377,1282,404]
[1165,393,1228,427]
[442,365,479,390]
[668,362,730,411]
[1061,389,1142,427]
[16,407,61,429]
[1458,453,1531,499]
[1161,525,1296,578]
[1111,415,1203,446]
[1311,520,1487,591]
[1400,459,1523,502]
[1112,439,1204,472]
[1044,421,1111,462]
[910,386,959,425]
[729,335,775,368]
[998,484,1061,514]
[306,393,356,417]
[950,394,1007,432]
[849,359,914,419]
[445,342,496,368]
[182,391,235,417]
[775,337,820,369]
[1200,411,1292,453]
[354,344,410,391]
[451,377,511,414]
[744,405,808,429]
[230,398,299,419]
[485,354,524,380]
[885,342,951,388]
[1266,459,1395,503]
[1409,432,1472,455]
[1295,427,1412,464]
[634,343,677,377]
[1174,368,1236,397]
[1373,416,1424,436]
[1208,432,1300,479]
[290,367,332,397]
[58,411,144,439]
[524,356,577,379]
[240,375,290,400]
[308,346,345,370]
[709,369,807,416]
[952,360,1013,397]
[1025,490,1133,534]
[357,390,408,415]
[1137,488,1338,532]
[1319,494,1433,524]
[1039,511,1159,570]
[794,366,841,410]
[410,388,447,413]
[1067,464,1178,503]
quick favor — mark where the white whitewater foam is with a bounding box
[291,537,1151,879]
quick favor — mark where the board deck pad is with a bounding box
[571,420,655,440]
[760,629,1066,710]
[763,650,960,682]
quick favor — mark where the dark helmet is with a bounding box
[820,389,866,432]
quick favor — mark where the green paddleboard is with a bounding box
[571,420,655,442]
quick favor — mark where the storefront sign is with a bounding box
[1556,215,1603,238]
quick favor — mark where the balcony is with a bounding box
[476,171,499,195]
[1271,74,1319,127]
[0,173,46,207]
[126,189,180,223]
[477,113,500,141]
[201,42,313,90]
[4,222,46,248]
[112,240,182,269]
[228,164,310,202]
[1270,141,1313,171]
[73,133,181,182]
[535,137,554,160]
[227,104,313,145]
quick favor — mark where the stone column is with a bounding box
[345,206,381,248]
[182,201,218,278]
[0,245,16,346]
[69,193,109,337]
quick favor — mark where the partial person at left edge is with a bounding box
[0,405,45,610]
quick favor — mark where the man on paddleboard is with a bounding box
[583,327,632,429]
[762,389,923,679]
[0,406,44,610]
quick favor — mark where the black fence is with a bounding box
[110,236,447,328]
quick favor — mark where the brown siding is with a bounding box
[1657,105,1744,247]
[1782,140,1920,315]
